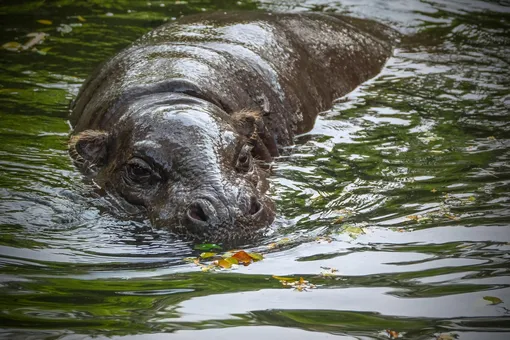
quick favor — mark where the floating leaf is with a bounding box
[194,243,222,251]
[2,41,22,51]
[200,265,214,272]
[468,196,476,202]
[436,334,456,340]
[316,236,333,243]
[483,296,503,305]
[199,252,216,259]
[35,47,52,55]
[248,252,263,261]
[56,24,72,34]
[386,329,399,338]
[215,259,232,269]
[223,257,239,265]
[333,216,344,224]
[37,19,53,25]
[407,215,420,221]
[77,15,86,22]
[272,275,295,282]
[342,225,365,238]
[232,250,252,265]
[24,32,47,50]
[273,276,316,291]
[320,266,338,278]
[487,136,496,141]
[431,188,437,193]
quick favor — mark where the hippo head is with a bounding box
[69,93,276,243]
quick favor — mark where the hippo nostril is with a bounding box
[249,196,262,216]
[188,202,208,222]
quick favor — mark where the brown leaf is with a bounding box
[386,329,399,338]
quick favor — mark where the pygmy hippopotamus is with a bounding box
[69,11,397,243]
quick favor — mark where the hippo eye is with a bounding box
[125,158,161,184]
[236,144,253,173]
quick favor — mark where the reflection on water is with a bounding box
[1,0,509,339]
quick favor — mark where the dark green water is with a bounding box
[1,0,510,339]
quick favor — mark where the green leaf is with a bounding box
[483,296,503,305]
[248,252,264,261]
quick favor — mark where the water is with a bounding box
[1,0,509,339]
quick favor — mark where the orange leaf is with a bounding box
[232,250,252,265]
[386,329,399,338]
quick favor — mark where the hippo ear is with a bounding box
[69,130,109,170]
[231,109,279,161]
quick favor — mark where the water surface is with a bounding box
[1,0,510,339]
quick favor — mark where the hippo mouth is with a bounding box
[180,194,269,242]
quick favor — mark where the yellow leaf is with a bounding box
[248,252,264,261]
[407,215,420,221]
[436,334,455,340]
[268,243,277,249]
[77,15,86,22]
[221,251,234,258]
[215,259,232,269]
[431,188,437,193]
[224,257,239,265]
[278,237,290,244]
[35,47,52,55]
[200,252,216,259]
[333,216,344,224]
[2,41,22,51]
[201,265,214,272]
[37,19,53,25]
[487,136,496,141]
[468,196,476,202]
[272,275,295,282]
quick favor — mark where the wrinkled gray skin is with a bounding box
[69,11,398,243]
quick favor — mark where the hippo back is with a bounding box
[70,11,398,146]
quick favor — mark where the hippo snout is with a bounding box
[184,194,265,231]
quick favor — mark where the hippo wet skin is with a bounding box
[69,11,397,243]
